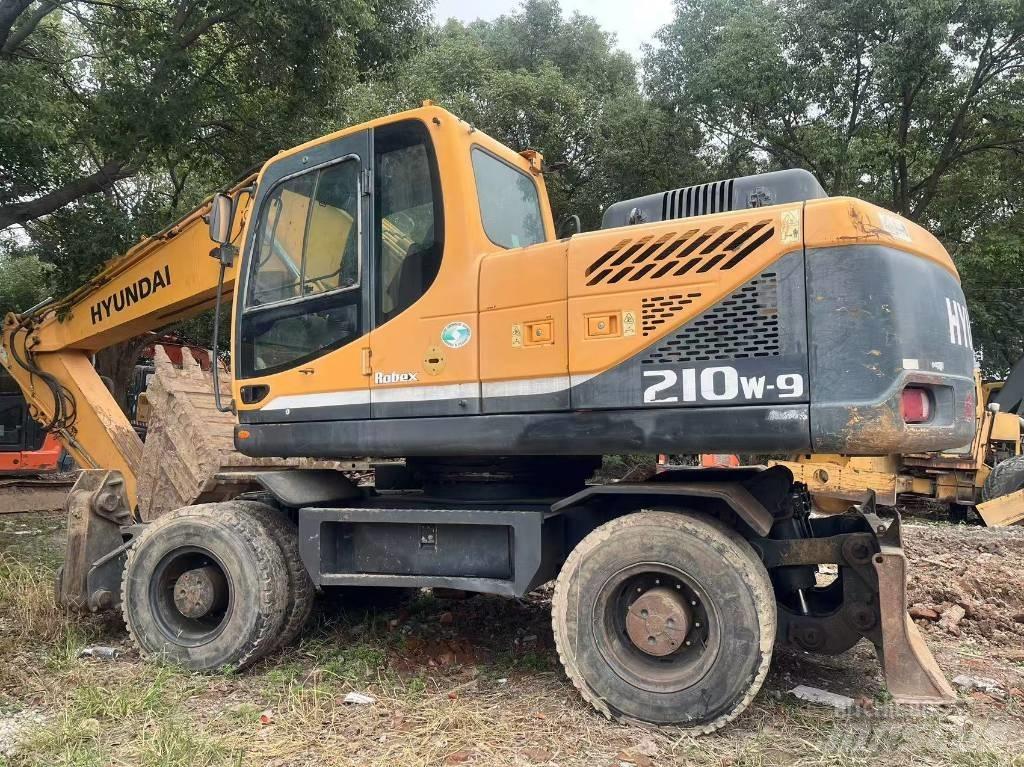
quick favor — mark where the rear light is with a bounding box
[900,387,932,423]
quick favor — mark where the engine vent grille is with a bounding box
[662,179,735,220]
[641,292,702,336]
[585,220,774,287]
[641,273,781,365]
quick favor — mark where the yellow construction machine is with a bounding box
[777,361,1024,526]
[2,104,978,730]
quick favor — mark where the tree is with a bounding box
[341,0,707,228]
[647,0,1024,371]
[0,0,432,230]
[0,0,432,407]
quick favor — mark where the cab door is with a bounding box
[368,119,472,418]
[235,131,372,423]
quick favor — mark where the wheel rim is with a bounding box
[149,546,233,646]
[593,563,721,694]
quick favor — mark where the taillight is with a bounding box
[900,387,932,423]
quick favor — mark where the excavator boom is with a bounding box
[0,179,249,508]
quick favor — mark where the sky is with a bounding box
[432,0,675,58]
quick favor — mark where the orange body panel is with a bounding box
[803,197,957,278]
[479,241,569,391]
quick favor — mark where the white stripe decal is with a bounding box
[482,375,570,398]
[371,382,480,403]
[261,374,598,412]
[262,390,370,411]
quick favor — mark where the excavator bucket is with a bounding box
[135,345,367,520]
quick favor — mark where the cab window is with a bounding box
[375,120,444,324]
[471,147,544,249]
[241,157,361,375]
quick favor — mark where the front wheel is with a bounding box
[121,503,289,671]
[551,511,776,732]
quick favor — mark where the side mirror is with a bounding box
[208,193,234,245]
[556,214,582,239]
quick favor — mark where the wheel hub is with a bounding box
[173,565,228,619]
[625,586,693,657]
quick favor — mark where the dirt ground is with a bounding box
[0,488,1022,767]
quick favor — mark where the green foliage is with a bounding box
[0,247,52,315]
[340,0,707,227]
[1,0,1021,373]
[648,0,1024,371]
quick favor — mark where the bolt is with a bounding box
[640,609,648,618]
[690,600,697,606]
[685,640,692,646]
[666,617,675,628]
[695,622,701,628]
[648,636,656,645]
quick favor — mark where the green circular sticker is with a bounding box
[441,321,471,349]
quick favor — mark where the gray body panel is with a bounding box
[805,245,975,453]
[601,169,827,229]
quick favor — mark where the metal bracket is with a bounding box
[60,469,134,611]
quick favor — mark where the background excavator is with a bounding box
[777,358,1024,526]
[1,103,978,731]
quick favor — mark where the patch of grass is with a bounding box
[0,554,68,643]
[70,668,175,721]
[17,710,109,767]
[129,716,240,767]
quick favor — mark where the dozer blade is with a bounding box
[135,346,363,520]
[872,514,956,704]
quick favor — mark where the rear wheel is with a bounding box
[981,455,1024,502]
[238,502,315,651]
[121,503,288,671]
[551,511,775,731]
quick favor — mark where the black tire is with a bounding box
[240,502,315,651]
[981,455,1024,502]
[121,503,289,671]
[552,511,776,732]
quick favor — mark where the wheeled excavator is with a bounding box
[1,103,978,731]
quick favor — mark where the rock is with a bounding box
[521,747,552,763]
[0,711,46,758]
[952,674,1002,694]
[1013,613,1024,624]
[445,751,472,764]
[633,737,659,757]
[909,605,940,621]
[938,604,966,635]
[615,752,654,767]
[259,710,275,725]
[439,611,454,625]
[342,692,377,705]
[789,685,855,708]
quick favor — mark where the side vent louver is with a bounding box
[641,293,702,336]
[585,220,775,287]
[641,273,782,365]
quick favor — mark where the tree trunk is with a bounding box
[94,337,149,416]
